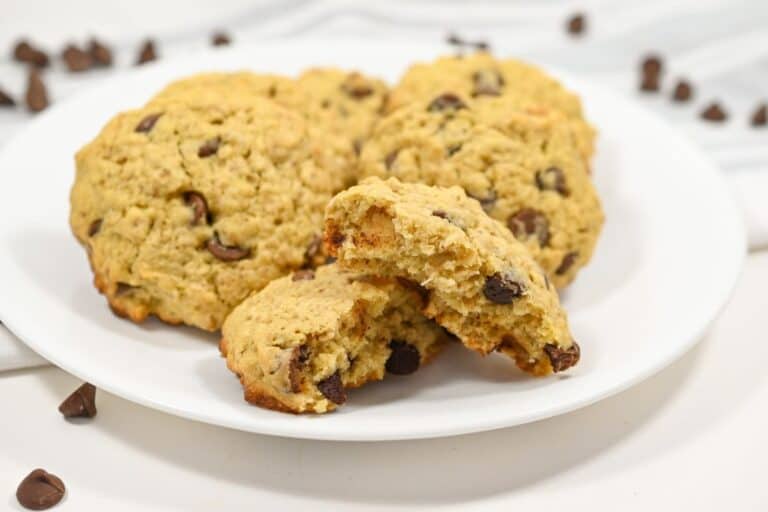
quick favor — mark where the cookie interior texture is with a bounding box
[221,264,447,413]
[385,51,596,162]
[70,97,336,331]
[325,177,579,376]
[359,93,603,289]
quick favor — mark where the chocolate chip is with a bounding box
[289,345,310,392]
[58,382,97,419]
[135,112,162,133]
[197,137,221,158]
[0,87,16,107]
[206,232,250,262]
[672,80,693,102]
[396,277,430,307]
[115,283,135,296]
[13,40,49,68]
[640,73,660,92]
[483,271,525,304]
[432,210,449,219]
[750,104,767,127]
[446,33,465,46]
[385,340,421,375]
[88,219,102,237]
[317,371,346,404]
[61,44,92,72]
[292,269,315,281]
[566,13,586,35]
[352,138,363,156]
[555,251,579,275]
[474,41,490,51]
[427,93,467,112]
[16,469,65,510]
[88,39,112,67]
[384,150,398,169]
[544,342,581,372]
[183,192,208,225]
[325,256,337,265]
[507,208,550,246]
[135,39,157,65]
[701,102,727,122]
[466,189,496,213]
[211,32,231,46]
[641,55,663,76]
[446,144,462,157]
[472,69,505,97]
[25,69,49,113]
[535,167,568,196]
[328,229,346,249]
[341,73,374,99]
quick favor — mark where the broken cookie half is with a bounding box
[324,177,580,376]
[220,263,447,413]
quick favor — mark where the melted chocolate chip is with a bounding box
[58,382,97,418]
[206,232,250,261]
[427,93,467,112]
[535,167,568,196]
[16,469,65,510]
[135,112,162,133]
[483,271,525,304]
[88,219,102,237]
[544,342,581,372]
[292,269,315,281]
[472,69,505,97]
[25,69,48,113]
[317,371,346,404]
[341,73,374,99]
[385,340,421,375]
[289,345,310,392]
[183,191,208,225]
[555,251,579,275]
[197,137,221,158]
[507,208,550,246]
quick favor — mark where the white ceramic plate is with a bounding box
[0,40,745,441]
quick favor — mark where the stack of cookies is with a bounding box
[69,52,604,414]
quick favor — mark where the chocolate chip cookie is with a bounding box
[221,264,448,413]
[359,94,603,288]
[325,178,580,376]
[70,97,336,331]
[386,52,595,161]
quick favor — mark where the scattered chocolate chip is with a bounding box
[13,40,49,68]
[672,79,693,102]
[197,137,221,158]
[0,87,15,107]
[134,112,162,133]
[88,39,112,67]
[88,219,102,236]
[135,39,157,65]
[292,269,315,281]
[472,69,505,97]
[507,208,550,246]
[183,192,208,225]
[432,210,449,219]
[535,167,568,196]
[317,371,346,405]
[446,33,465,46]
[750,104,767,127]
[61,44,92,72]
[641,55,663,76]
[211,31,231,46]
[25,69,49,113]
[384,150,399,170]
[341,73,374,99]
[289,345,310,392]
[555,251,579,275]
[640,73,660,92]
[385,340,421,375]
[566,13,586,35]
[466,189,496,213]
[544,342,581,372]
[701,102,727,122]
[483,271,525,304]
[427,93,467,112]
[16,469,65,510]
[58,382,97,418]
[206,232,250,261]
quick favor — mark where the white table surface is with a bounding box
[3,1,768,509]
[2,252,766,511]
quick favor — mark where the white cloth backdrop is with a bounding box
[1,0,766,369]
